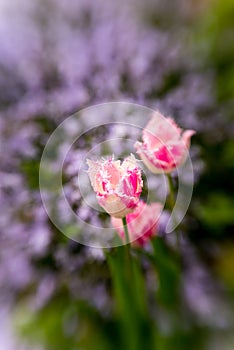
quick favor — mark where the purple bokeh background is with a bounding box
[1,0,231,348]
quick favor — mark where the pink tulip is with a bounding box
[87,154,143,218]
[111,200,162,245]
[135,113,196,174]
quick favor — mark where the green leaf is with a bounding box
[151,237,180,307]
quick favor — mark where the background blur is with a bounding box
[0,0,234,349]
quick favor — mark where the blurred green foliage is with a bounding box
[190,0,234,242]
[196,192,234,232]
[195,0,234,105]
[17,238,210,350]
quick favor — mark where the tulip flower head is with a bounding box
[135,112,196,174]
[87,154,143,218]
[111,200,162,245]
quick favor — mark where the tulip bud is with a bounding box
[111,200,162,245]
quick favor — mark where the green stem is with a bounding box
[122,217,133,277]
[166,174,175,210]
[166,174,180,250]
[122,216,130,244]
